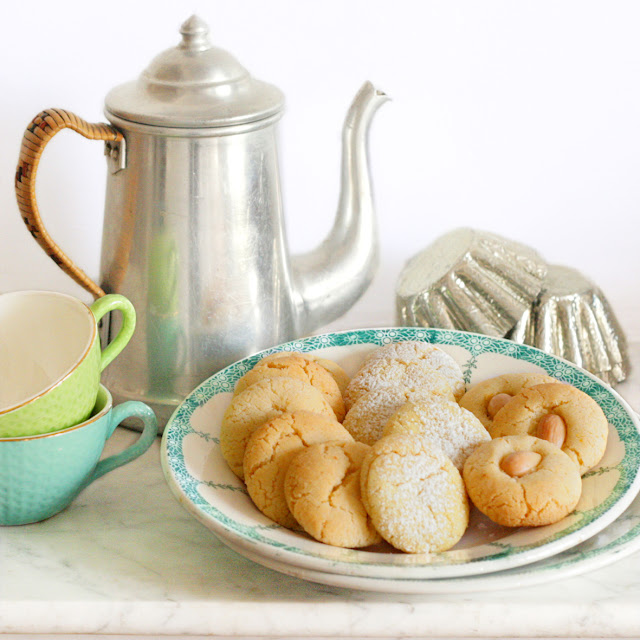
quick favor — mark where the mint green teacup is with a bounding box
[0,385,157,525]
[0,290,135,438]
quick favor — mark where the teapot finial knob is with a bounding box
[179,15,211,52]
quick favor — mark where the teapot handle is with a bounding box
[15,109,124,299]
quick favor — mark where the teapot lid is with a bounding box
[104,15,284,128]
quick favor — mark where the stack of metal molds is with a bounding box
[396,228,629,386]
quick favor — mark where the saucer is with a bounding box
[216,487,640,593]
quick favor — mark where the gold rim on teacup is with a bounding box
[0,386,112,442]
[0,290,136,438]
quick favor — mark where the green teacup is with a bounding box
[0,290,135,437]
[0,385,157,525]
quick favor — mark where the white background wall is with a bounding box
[1,1,639,339]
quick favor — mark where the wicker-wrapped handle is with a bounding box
[15,109,123,299]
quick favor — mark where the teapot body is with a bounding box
[15,18,387,429]
[100,115,297,422]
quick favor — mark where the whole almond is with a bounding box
[537,413,566,448]
[487,393,513,419]
[500,451,542,477]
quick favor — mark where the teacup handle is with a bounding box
[90,294,137,371]
[15,109,124,299]
[85,401,158,487]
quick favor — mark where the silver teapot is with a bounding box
[15,16,388,426]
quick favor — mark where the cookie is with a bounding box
[313,356,351,396]
[244,411,353,529]
[458,372,557,429]
[383,397,490,470]
[220,377,336,479]
[284,440,381,548]
[344,358,456,413]
[342,387,451,446]
[462,434,582,527]
[258,351,351,395]
[358,341,466,401]
[489,382,608,475]
[360,433,469,553]
[234,354,345,421]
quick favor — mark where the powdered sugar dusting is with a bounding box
[345,357,456,409]
[343,388,445,445]
[364,436,468,553]
[386,399,491,470]
[361,341,465,400]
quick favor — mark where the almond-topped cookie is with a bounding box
[458,372,557,429]
[489,382,608,475]
[463,434,582,527]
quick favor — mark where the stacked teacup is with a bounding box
[0,290,158,525]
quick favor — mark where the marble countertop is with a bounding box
[2,335,640,639]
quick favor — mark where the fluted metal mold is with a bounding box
[396,228,548,336]
[507,265,630,386]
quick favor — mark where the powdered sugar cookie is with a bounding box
[220,377,336,479]
[344,358,456,412]
[358,341,465,401]
[360,433,469,553]
[342,387,451,446]
[244,411,353,529]
[463,434,582,527]
[489,382,608,475]
[458,372,557,429]
[234,354,345,421]
[284,440,381,548]
[383,397,490,470]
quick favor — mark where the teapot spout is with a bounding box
[291,81,389,334]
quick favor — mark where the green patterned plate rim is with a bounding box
[161,327,640,580]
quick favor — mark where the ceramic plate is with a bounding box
[216,488,640,593]
[161,328,640,580]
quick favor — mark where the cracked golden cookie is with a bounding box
[284,440,381,548]
[383,397,490,471]
[257,351,351,396]
[342,387,453,446]
[489,382,608,475]
[345,342,465,409]
[220,377,336,479]
[244,411,353,529]
[458,372,557,429]
[360,433,469,553]
[462,434,582,527]
[234,354,345,421]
